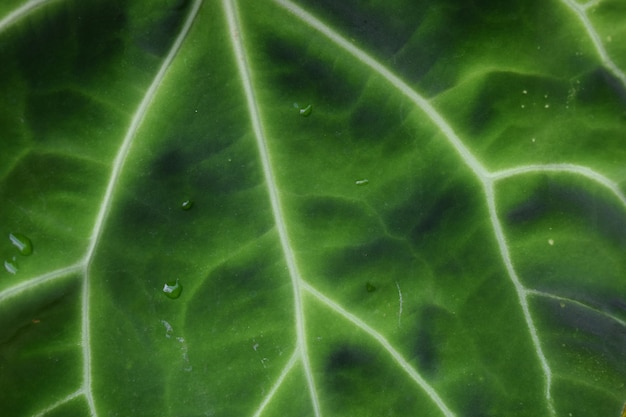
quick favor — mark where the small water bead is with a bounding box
[181,200,194,211]
[9,233,33,256]
[4,258,18,274]
[299,104,312,117]
[163,279,183,299]
[355,179,369,186]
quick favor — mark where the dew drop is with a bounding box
[4,258,18,274]
[366,282,376,292]
[163,279,183,299]
[299,104,312,117]
[9,233,33,256]
[181,200,194,210]
[355,179,369,186]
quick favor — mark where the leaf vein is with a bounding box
[302,280,456,417]
[223,0,321,415]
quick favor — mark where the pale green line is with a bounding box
[492,163,626,208]
[252,349,300,417]
[271,1,561,414]
[78,1,204,415]
[484,181,555,415]
[0,263,81,303]
[302,280,456,417]
[223,1,321,415]
[32,388,83,417]
[559,0,626,89]
[527,289,626,328]
[0,0,60,34]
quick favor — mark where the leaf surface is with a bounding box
[1,0,625,416]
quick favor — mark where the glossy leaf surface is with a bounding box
[1,0,625,416]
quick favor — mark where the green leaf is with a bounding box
[1,0,625,416]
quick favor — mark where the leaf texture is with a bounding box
[0,0,625,416]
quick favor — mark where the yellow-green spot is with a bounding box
[163,279,183,299]
[9,233,33,256]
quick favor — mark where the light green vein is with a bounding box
[302,281,456,417]
[252,349,300,417]
[0,0,60,34]
[560,0,626,89]
[223,0,321,416]
[77,0,203,415]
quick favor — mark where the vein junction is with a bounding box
[0,1,204,416]
[269,0,626,416]
[223,0,321,416]
[1,1,624,417]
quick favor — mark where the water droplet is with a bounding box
[9,233,33,256]
[355,179,369,186]
[163,279,183,299]
[4,258,18,274]
[299,104,312,117]
[181,200,194,210]
[366,282,376,292]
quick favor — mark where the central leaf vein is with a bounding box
[223,0,321,415]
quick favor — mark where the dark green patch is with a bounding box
[365,282,376,292]
[27,90,110,143]
[325,344,374,375]
[152,149,186,180]
[390,180,481,249]
[14,0,126,87]
[413,305,452,377]
[297,0,424,58]
[261,34,360,108]
[578,67,626,108]
[135,0,191,56]
[505,194,547,224]
[348,100,399,145]
[543,299,626,372]
[506,178,626,247]
[322,238,413,286]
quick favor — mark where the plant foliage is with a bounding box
[1,0,625,416]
